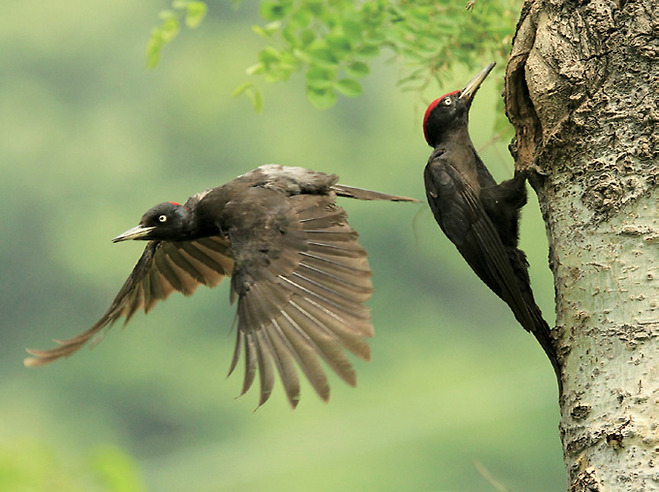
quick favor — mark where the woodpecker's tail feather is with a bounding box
[332,184,420,203]
[529,305,563,394]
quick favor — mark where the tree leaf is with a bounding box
[260,1,288,21]
[307,39,339,67]
[298,29,315,46]
[354,44,379,59]
[145,29,164,68]
[185,1,207,29]
[307,87,337,109]
[232,81,254,97]
[246,62,266,75]
[259,46,282,66]
[345,61,370,78]
[335,78,363,97]
[326,33,352,57]
[342,20,363,43]
[247,86,264,112]
[289,8,313,29]
[160,17,180,43]
[306,66,337,90]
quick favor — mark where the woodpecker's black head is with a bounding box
[423,62,496,148]
[113,201,191,243]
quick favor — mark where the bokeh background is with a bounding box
[1,1,565,490]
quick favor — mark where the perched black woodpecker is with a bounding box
[25,165,418,408]
[422,63,561,390]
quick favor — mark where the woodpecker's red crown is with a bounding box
[423,90,460,145]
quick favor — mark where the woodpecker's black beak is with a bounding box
[112,225,156,243]
[459,62,496,104]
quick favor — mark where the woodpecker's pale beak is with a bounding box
[459,62,496,103]
[112,225,156,243]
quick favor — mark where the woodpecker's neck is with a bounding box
[430,122,473,154]
[429,126,498,192]
[424,106,470,148]
[183,206,220,240]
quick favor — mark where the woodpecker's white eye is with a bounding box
[158,215,167,223]
[443,97,452,106]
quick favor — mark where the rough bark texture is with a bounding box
[504,0,658,490]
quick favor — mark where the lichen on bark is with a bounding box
[504,0,657,489]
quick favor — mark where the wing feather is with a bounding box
[24,237,232,367]
[229,192,374,407]
[272,311,331,400]
[256,313,300,407]
[241,330,258,397]
[164,246,208,285]
[425,157,534,330]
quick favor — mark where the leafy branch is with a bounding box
[147,0,521,111]
[147,0,208,68]
[243,0,520,109]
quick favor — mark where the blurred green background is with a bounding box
[1,1,565,490]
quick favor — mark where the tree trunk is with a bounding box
[504,0,657,490]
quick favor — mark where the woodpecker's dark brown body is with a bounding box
[25,165,418,408]
[422,64,561,389]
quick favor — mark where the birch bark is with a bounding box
[504,0,658,489]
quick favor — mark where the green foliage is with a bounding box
[147,0,521,109]
[91,447,146,492]
[0,441,145,492]
[232,81,264,112]
[242,0,521,109]
[147,0,208,68]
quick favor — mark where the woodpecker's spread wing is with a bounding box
[226,189,373,409]
[424,157,535,330]
[24,237,233,366]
